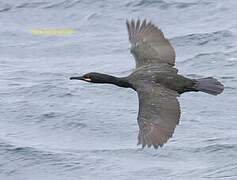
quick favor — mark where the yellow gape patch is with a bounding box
[83,78,92,82]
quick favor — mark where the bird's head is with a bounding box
[70,72,110,83]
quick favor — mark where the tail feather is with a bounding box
[193,77,224,95]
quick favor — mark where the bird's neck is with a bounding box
[113,76,133,89]
[95,74,133,89]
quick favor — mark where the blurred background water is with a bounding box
[0,0,237,179]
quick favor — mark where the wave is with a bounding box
[43,0,82,9]
[194,143,237,153]
[15,2,49,9]
[0,2,46,13]
[125,0,212,10]
[0,3,11,13]
[179,49,237,65]
[171,30,234,47]
[0,137,137,158]
[0,0,83,13]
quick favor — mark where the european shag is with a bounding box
[70,19,224,149]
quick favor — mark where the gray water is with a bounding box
[0,0,237,179]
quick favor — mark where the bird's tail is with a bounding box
[193,77,224,95]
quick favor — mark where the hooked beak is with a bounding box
[70,76,83,80]
[70,76,92,82]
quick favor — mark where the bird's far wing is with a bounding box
[136,83,180,149]
[126,19,176,68]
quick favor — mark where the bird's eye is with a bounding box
[85,75,90,79]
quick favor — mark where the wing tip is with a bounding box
[125,18,176,66]
[137,121,175,150]
[137,142,165,150]
[126,18,148,43]
[126,18,164,43]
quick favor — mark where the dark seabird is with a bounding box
[70,19,224,149]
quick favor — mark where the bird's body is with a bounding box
[70,19,224,149]
[127,64,195,94]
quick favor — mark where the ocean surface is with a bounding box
[0,0,237,179]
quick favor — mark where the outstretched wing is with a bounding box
[126,19,176,68]
[137,84,180,149]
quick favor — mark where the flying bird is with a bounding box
[70,19,224,149]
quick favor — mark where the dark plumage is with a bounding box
[70,19,224,149]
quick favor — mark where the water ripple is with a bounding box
[43,0,82,9]
[0,3,12,12]
[125,0,212,9]
[172,30,235,47]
